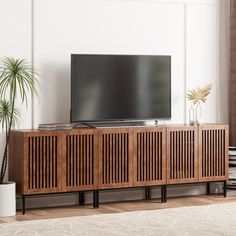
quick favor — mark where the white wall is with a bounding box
[0,0,32,181]
[0,0,32,128]
[0,0,230,207]
[34,0,185,125]
[33,0,227,126]
[0,0,227,128]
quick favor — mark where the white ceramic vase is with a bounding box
[189,105,195,125]
[0,181,16,217]
[195,102,203,125]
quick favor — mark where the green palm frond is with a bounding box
[0,57,39,107]
[0,57,39,184]
[186,84,212,105]
[0,100,21,131]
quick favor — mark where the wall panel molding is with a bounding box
[0,0,225,202]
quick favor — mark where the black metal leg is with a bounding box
[93,190,99,208]
[145,187,151,200]
[164,185,167,203]
[22,195,25,215]
[223,181,227,198]
[161,186,165,203]
[79,191,85,205]
[206,182,210,195]
[161,185,167,203]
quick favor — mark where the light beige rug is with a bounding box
[1,202,236,236]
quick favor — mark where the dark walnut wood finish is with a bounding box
[61,128,98,192]
[199,124,229,182]
[9,124,228,198]
[133,127,166,187]
[166,126,198,184]
[98,128,133,189]
[9,130,63,195]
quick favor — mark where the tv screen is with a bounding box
[71,54,171,122]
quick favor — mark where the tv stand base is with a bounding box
[19,181,227,214]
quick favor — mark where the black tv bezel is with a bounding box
[70,53,171,123]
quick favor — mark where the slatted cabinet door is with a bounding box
[98,128,133,189]
[24,131,62,194]
[167,126,198,184]
[133,127,166,187]
[62,129,97,191]
[199,125,229,182]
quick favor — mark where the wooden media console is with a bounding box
[9,124,229,214]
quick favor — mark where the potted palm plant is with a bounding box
[0,57,38,217]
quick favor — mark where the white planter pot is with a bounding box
[0,182,16,217]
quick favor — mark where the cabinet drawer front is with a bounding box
[167,127,198,184]
[26,135,60,194]
[99,129,132,189]
[64,133,95,191]
[199,125,228,181]
[133,128,166,186]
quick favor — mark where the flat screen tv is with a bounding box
[71,54,171,122]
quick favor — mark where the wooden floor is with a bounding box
[1,195,236,224]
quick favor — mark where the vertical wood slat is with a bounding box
[109,134,113,184]
[160,132,163,180]
[79,135,82,186]
[124,134,127,183]
[191,130,194,178]
[53,136,56,187]
[73,135,76,187]
[223,130,226,175]
[116,134,118,183]
[89,135,94,185]
[154,132,157,180]
[113,134,116,183]
[83,135,86,186]
[157,132,161,181]
[216,130,219,176]
[119,133,122,183]
[140,133,144,182]
[45,136,49,188]
[124,133,127,183]
[172,132,176,180]
[39,137,42,189]
[102,135,105,184]
[50,136,53,188]
[42,137,45,188]
[150,132,153,181]
[28,138,31,189]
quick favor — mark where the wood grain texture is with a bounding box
[98,128,133,189]
[8,124,228,196]
[166,126,198,184]
[24,134,61,194]
[199,124,229,182]
[2,196,236,223]
[133,127,166,187]
[9,131,25,194]
[62,129,96,192]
